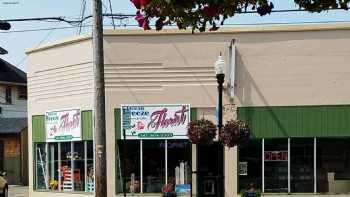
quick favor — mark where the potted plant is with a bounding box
[161,183,177,197]
[220,119,250,147]
[187,118,217,145]
[49,179,58,190]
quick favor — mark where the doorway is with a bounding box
[197,142,224,197]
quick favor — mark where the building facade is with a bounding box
[0,58,28,185]
[27,23,350,197]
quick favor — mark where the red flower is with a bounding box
[140,0,150,7]
[131,0,141,9]
[161,183,174,193]
[202,5,218,18]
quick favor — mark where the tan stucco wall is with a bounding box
[27,39,93,197]
[27,24,350,197]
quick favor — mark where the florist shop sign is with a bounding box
[121,104,190,139]
[45,109,81,142]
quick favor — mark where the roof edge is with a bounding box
[104,22,350,36]
[26,33,92,54]
[0,81,27,86]
[26,22,350,54]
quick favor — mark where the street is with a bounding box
[9,185,28,197]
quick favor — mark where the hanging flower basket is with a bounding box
[220,120,250,148]
[187,118,217,145]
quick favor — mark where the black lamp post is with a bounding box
[215,53,225,197]
[123,128,126,197]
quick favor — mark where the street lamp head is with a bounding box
[0,21,11,30]
[214,53,225,75]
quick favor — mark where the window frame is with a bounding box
[240,138,324,194]
[5,86,12,104]
[117,139,191,194]
[17,86,27,100]
[34,141,93,193]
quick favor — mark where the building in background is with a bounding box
[27,23,350,197]
[0,58,28,185]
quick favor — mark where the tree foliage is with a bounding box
[130,0,350,32]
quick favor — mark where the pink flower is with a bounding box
[135,10,145,27]
[135,11,151,30]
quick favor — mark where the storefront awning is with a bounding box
[0,118,27,134]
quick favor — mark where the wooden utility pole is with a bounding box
[92,0,107,197]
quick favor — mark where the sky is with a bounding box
[1,0,350,72]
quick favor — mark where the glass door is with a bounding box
[197,142,224,197]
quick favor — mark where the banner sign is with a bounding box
[121,104,190,139]
[264,151,288,161]
[45,109,81,142]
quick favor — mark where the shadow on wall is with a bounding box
[235,50,254,107]
[235,50,289,138]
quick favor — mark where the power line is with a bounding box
[4,13,135,26]
[16,21,62,67]
[78,0,87,35]
[0,25,80,33]
[107,0,116,29]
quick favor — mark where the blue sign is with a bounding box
[175,184,191,193]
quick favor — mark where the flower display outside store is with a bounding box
[220,120,250,147]
[187,118,250,147]
[187,118,217,145]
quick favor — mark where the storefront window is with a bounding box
[117,139,191,194]
[167,140,191,188]
[73,142,85,191]
[86,141,94,192]
[143,140,165,193]
[317,138,350,193]
[116,140,140,194]
[60,142,73,191]
[48,143,59,190]
[34,141,93,193]
[239,139,262,193]
[35,143,48,190]
[264,139,288,193]
[290,138,314,193]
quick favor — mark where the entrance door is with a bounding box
[197,142,224,197]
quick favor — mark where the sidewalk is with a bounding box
[9,185,28,197]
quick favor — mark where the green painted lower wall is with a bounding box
[32,115,45,143]
[82,110,93,141]
[4,156,21,185]
[238,105,350,138]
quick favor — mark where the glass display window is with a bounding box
[239,139,262,193]
[34,141,93,193]
[116,139,191,194]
